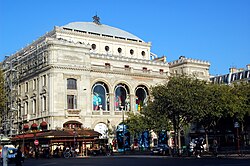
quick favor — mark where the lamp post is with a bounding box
[234,121,240,152]
[120,105,125,154]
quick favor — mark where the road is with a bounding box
[7,155,250,166]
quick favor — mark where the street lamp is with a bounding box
[120,105,125,154]
[234,121,240,152]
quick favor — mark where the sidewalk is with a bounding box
[75,150,250,159]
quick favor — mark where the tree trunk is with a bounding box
[178,130,182,155]
[205,132,209,151]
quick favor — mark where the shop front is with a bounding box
[11,129,101,158]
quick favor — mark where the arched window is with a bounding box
[114,84,130,111]
[135,86,149,112]
[67,78,77,89]
[92,82,109,111]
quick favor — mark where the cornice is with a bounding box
[51,65,167,79]
[89,53,169,67]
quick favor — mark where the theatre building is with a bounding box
[2,16,210,151]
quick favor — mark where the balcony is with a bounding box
[65,109,81,117]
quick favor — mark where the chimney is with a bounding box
[229,67,237,73]
[247,64,250,70]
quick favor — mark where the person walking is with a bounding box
[15,146,23,166]
[35,147,39,159]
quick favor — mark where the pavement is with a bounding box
[74,150,250,159]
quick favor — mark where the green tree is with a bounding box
[150,75,206,152]
[195,84,233,148]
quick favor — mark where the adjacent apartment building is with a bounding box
[210,65,250,84]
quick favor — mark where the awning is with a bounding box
[31,123,38,128]
[23,124,29,129]
[40,121,47,127]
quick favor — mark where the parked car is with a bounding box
[1,147,25,163]
[150,144,170,155]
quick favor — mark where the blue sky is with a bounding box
[0,0,249,75]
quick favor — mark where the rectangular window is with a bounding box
[124,65,130,71]
[33,79,36,90]
[33,99,36,114]
[159,69,164,74]
[25,82,28,92]
[42,96,46,112]
[67,79,77,89]
[67,95,77,109]
[18,85,21,94]
[143,67,147,72]
[105,63,111,69]
[25,101,28,115]
[43,75,46,86]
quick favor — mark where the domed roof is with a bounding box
[61,22,143,42]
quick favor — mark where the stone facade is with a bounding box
[2,20,210,138]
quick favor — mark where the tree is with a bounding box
[125,112,146,139]
[150,75,206,153]
[194,84,233,148]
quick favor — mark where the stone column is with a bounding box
[109,93,114,116]
[130,94,136,113]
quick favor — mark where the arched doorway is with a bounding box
[94,123,108,139]
[116,124,130,152]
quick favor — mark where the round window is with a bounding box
[141,51,145,56]
[91,44,96,50]
[118,48,122,53]
[105,46,109,52]
[130,49,134,55]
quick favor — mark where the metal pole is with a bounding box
[236,127,240,152]
[122,106,125,154]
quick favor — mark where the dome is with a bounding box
[61,22,143,42]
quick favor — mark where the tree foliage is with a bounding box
[126,74,250,145]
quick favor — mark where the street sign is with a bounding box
[234,122,239,128]
[34,140,39,145]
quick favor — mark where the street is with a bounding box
[7,156,250,166]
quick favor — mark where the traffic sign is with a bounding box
[34,140,39,145]
[234,122,239,128]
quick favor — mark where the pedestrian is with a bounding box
[15,146,22,166]
[213,139,218,157]
[109,143,113,154]
[35,147,39,159]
